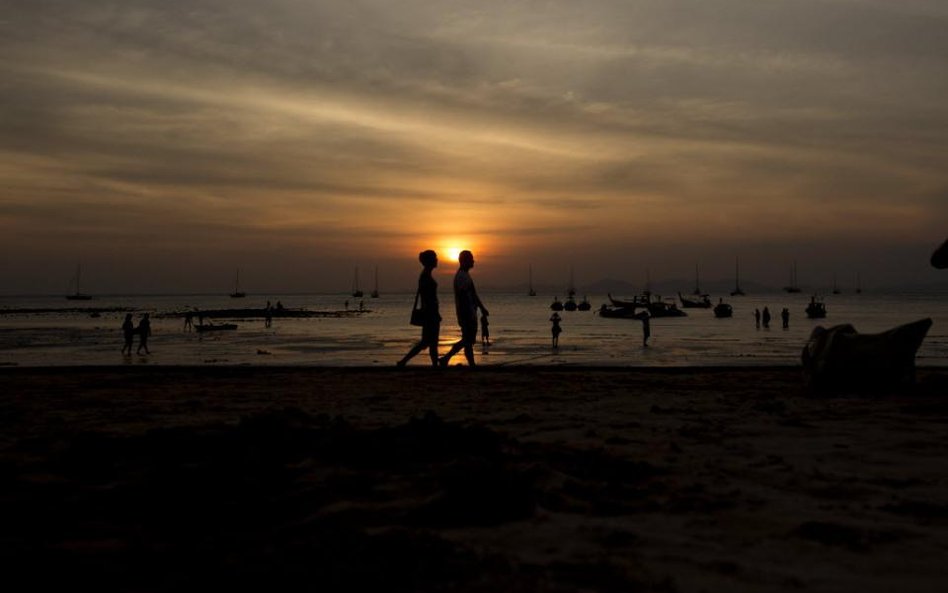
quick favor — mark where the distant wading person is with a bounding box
[550,311,562,348]
[136,313,151,355]
[440,250,489,367]
[638,310,651,347]
[121,313,135,355]
[398,250,441,367]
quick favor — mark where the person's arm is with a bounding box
[471,284,488,316]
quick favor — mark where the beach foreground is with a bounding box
[2,367,947,592]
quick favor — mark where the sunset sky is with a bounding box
[3,0,947,294]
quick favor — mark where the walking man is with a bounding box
[439,250,489,367]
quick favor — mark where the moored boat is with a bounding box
[678,292,711,308]
[805,296,827,319]
[598,305,644,319]
[713,301,733,318]
[607,293,686,318]
[66,264,92,301]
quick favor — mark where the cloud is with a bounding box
[1,0,947,291]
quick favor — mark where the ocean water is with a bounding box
[0,291,946,367]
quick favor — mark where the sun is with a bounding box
[445,246,463,263]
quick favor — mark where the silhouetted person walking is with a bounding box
[781,307,790,329]
[136,313,151,355]
[754,308,761,329]
[184,311,193,332]
[440,250,489,367]
[550,311,562,348]
[265,301,273,328]
[398,250,441,367]
[121,313,134,355]
[762,306,771,329]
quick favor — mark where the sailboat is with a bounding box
[564,267,578,310]
[230,269,246,298]
[783,262,801,293]
[730,258,746,296]
[351,267,363,298]
[692,264,703,296]
[370,266,380,298]
[528,265,537,297]
[65,264,92,301]
[832,273,841,295]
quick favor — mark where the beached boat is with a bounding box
[805,296,827,319]
[66,264,92,301]
[713,301,733,318]
[802,318,932,388]
[678,292,711,308]
[607,293,686,318]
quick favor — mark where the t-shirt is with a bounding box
[454,269,478,325]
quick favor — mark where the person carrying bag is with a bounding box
[398,250,441,366]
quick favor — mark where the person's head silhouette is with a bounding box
[419,249,438,269]
[459,250,474,270]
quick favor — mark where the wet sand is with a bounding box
[1,366,947,592]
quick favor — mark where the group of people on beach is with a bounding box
[398,250,490,368]
[121,313,152,355]
[754,307,790,329]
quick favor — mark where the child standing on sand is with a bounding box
[481,313,490,346]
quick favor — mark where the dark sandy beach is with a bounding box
[2,366,947,592]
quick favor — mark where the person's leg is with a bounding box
[398,341,425,366]
[427,325,440,366]
[439,339,463,365]
[461,322,477,366]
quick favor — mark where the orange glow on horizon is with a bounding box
[434,237,478,266]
